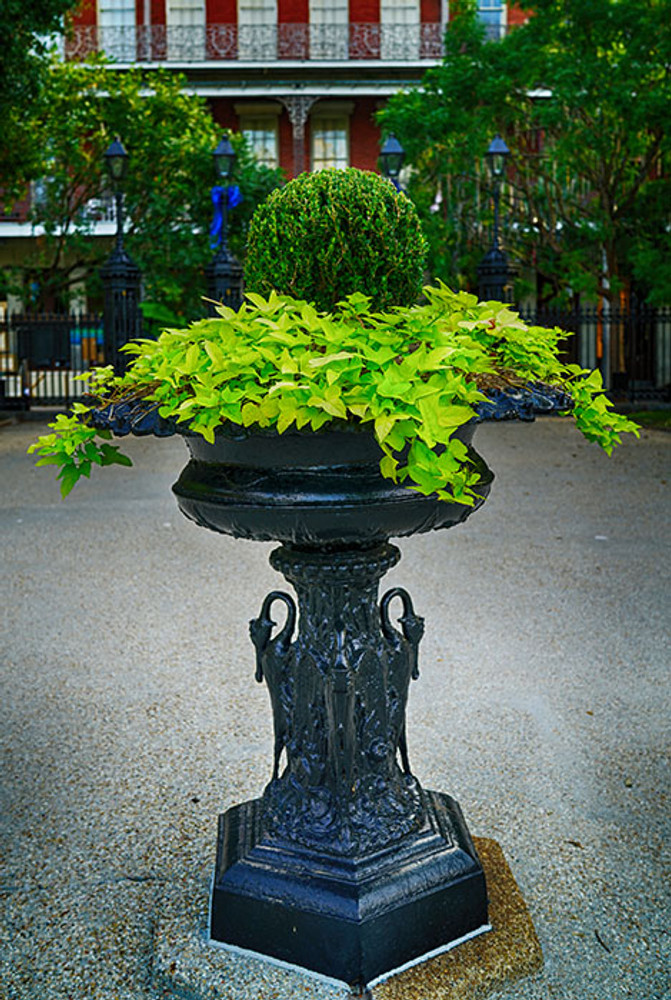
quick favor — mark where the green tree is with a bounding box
[0,0,79,199]
[9,57,283,318]
[378,0,671,308]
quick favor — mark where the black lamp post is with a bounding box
[100,137,141,374]
[380,134,405,188]
[206,135,243,314]
[477,134,516,303]
[485,133,509,252]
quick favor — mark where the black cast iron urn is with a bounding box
[174,421,492,988]
[91,383,568,989]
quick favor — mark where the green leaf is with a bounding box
[308,351,353,368]
[183,343,201,374]
[99,444,133,467]
[379,454,399,481]
[277,399,298,434]
[374,414,397,443]
[58,465,81,498]
[205,340,226,369]
[417,398,474,448]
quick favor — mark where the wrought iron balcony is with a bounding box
[66,23,445,63]
[481,22,509,41]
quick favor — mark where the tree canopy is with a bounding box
[0,0,79,196]
[6,58,284,317]
[378,0,671,306]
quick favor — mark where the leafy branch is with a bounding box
[27,402,133,497]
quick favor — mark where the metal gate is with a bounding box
[1,312,105,410]
[523,303,671,402]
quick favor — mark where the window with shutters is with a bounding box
[98,0,136,62]
[311,117,349,171]
[380,0,420,60]
[166,0,206,60]
[309,0,348,60]
[238,0,277,60]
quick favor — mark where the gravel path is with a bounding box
[1,415,669,1000]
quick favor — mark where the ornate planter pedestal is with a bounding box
[88,382,570,988]
[171,426,494,988]
[210,542,488,986]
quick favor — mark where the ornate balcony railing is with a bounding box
[482,22,508,42]
[65,23,446,63]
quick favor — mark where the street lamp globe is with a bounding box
[485,133,510,180]
[213,135,236,182]
[380,134,405,183]
[103,136,129,185]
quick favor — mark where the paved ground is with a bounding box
[1,415,669,1000]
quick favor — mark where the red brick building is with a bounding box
[64,1,517,178]
[0,2,522,313]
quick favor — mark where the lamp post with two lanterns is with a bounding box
[100,137,141,375]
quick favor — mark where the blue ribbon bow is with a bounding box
[210,185,243,249]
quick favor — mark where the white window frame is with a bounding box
[236,102,282,168]
[310,105,352,171]
[380,0,420,60]
[166,0,206,61]
[478,0,507,41]
[309,0,348,60]
[238,0,277,60]
[98,0,136,62]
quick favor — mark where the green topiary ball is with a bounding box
[243,168,428,312]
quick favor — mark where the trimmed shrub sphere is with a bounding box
[243,168,428,312]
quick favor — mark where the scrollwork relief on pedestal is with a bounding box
[249,543,428,855]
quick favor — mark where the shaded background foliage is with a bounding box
[3,0,669,318]
[0,0,78,198]
[4,58,283,319]
[378,0,671,307]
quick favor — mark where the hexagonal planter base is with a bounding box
[210,790,488,988]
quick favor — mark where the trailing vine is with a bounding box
[28,283,639,498]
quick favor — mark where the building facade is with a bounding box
[66,0,457,179]
[0,1,522,310]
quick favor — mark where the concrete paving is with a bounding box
[1,415,669,1000]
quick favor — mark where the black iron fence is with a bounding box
[1,304,669,412]
[522,303,671,402]
[1,312,107,410]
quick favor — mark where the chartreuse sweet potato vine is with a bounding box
[29,283,639,499]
